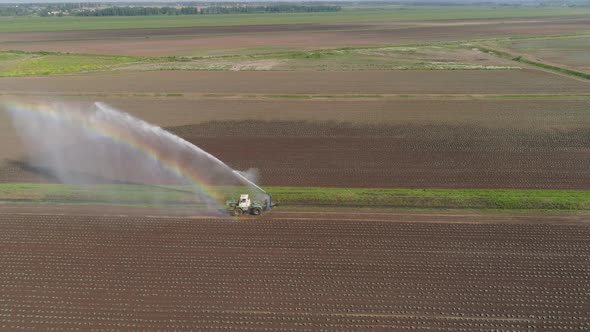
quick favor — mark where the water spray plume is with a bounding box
[1,99,268,209]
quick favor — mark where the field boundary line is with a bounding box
[479,45,590,82]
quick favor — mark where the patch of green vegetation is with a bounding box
[0,183,588,211]
[0,52,24,61]
[0,44,521,76]
[270,187,590,210]
[0,52,142,76]
[0,51,30,72]
[236,45,520,71]
[1,7,590,33]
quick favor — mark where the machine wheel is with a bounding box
[251,208,262,216]
[231,208,242,216]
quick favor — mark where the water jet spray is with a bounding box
[2,99,272,215]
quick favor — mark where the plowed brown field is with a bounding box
[0,209,587,330]
[2,97,590,189]
[2,70,588,95]
[1,14,589,189]
[1,16,589,56]
[174,121,590,189]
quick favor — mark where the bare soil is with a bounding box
[0,210,587,330]
[3,121,590,189]
[0,23,372,42]
[172,121,590,189]
[1,16,589,56]
[75,96,590,129]
[504,36,590,74]
[2,69,588,95]
[2,97,590,189]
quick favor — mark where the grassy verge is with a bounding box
[514,57,590,80]
[270,187,590,210]
[0,183,589,211]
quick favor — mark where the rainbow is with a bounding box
[2,99,250,206]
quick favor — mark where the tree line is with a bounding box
[0,6,31,16]
[73,5,341,17]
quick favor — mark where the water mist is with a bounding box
[2,100,268,210]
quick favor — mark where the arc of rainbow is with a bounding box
[3,100,231,205]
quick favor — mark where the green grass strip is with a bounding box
[1,7,590,33]
[0,183,589,211]
[270,187,590,210]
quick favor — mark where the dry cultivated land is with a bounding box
[1,70,588,94]
[0,209,588,330]
[0,9,589,209]
[0,5,589,331]
[1,69,589,190]
[0,15,589,56]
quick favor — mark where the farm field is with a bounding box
[1,7,589,33]
[0,209,587,330]
[0,45,520,76]
[1,3,590,330]
[1,70,588,95]
[505,36,590,74]
[1,15,589,56]
[3,183,590,210]
[2,96,590,189]
[177,121,590,189]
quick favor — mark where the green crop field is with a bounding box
[1,183,589,211]
[1,7,589,33]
